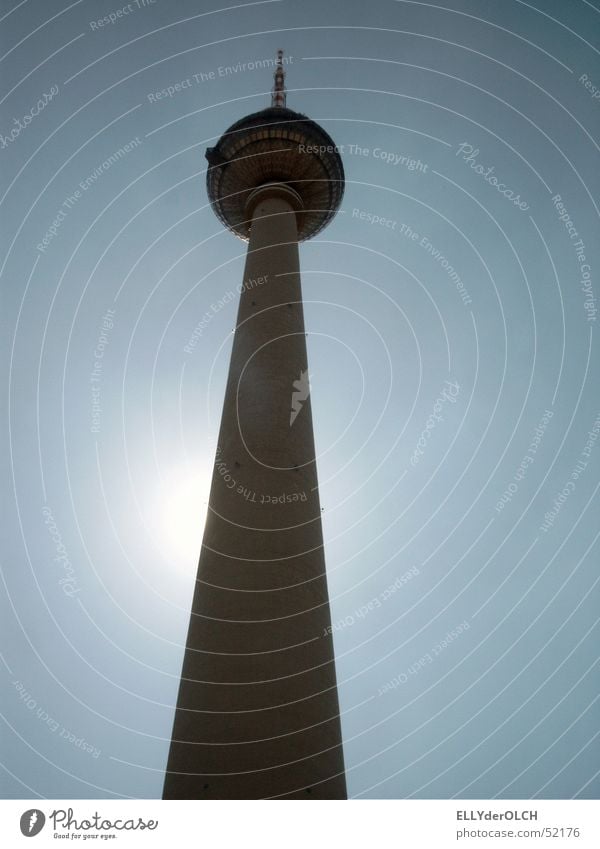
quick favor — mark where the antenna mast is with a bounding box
[272,48,286,107]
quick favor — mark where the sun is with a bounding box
[156,458,213,573]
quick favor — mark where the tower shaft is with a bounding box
[163,186,347,799]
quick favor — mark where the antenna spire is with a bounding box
[272,48,286,107]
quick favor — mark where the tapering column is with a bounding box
[163,183,347,799]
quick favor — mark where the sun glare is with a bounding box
[156,459,213,573]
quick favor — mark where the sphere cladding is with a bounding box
[205,107,345,241]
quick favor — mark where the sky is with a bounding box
[1,0,599,800]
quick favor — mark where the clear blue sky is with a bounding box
[1,0,599,799]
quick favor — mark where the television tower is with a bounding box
[163,50,347,799]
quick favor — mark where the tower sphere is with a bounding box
[205,104,345,241]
